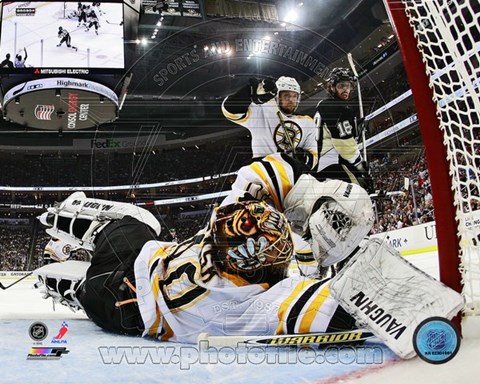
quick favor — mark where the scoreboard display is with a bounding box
[0,0,140,130]
[0,1,125,73]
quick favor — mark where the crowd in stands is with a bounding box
[0,55,474,271]
[0,138,252,188]
[0,147,447,271]
[0,226,32,270]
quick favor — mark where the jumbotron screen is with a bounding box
[0,1,125,73]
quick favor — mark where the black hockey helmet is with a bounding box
[327,67,356,87]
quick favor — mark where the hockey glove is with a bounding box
[353,160,374,194]
[292,148,317,171]
[250,77,277,104]
[356,117,369,138]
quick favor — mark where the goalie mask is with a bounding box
[307,180,374,267]
[212,201,293,284]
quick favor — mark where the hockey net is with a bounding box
[384,0,480,317]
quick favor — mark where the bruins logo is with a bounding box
[274,121,302,153]
[62,244,72,256]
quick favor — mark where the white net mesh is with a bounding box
[400,0,480,315]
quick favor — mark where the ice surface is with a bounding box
[1,251,478,384]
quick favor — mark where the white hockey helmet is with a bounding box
[44,238,75,262]
[275,76,301,112]
[307,180,374,267]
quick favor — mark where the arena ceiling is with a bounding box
[0,0,391,140]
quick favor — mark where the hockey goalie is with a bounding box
[33,155,463,359]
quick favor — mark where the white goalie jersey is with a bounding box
[222,99,318,167]
[134,236,339,344]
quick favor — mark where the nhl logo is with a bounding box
[34,105,55,120]
[29,321,48,342]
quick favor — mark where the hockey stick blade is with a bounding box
[198,329,375,348]
[106,20,123,25]
[0,272,33,290]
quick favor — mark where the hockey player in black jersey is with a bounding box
[314,68,373,194]
[57,27,78,51]
[77,4,88,27]
[85,9,100,35]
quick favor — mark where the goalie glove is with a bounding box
[284,176,374,267]
[250,77,277,104]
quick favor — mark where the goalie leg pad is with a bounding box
[39,192,161,251]
[329,238,464,359]
[33,260,90,311]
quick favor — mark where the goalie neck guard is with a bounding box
[211,200,293,284]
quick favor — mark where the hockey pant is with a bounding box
[78,216,158,336]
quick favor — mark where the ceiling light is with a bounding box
[284,10,298,23]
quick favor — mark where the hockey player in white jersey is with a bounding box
[32,180,463,358]
[222,76,318,170]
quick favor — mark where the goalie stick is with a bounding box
[0,272,33,290]
[198,329,375,348]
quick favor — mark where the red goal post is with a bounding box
[383,0,480,324]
